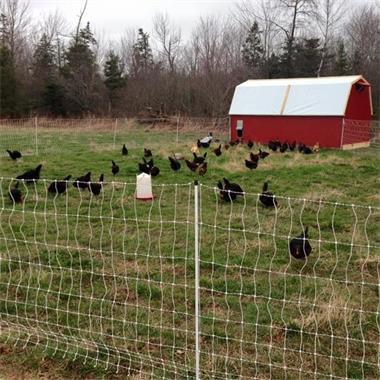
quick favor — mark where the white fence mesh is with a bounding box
[0,179,379,379]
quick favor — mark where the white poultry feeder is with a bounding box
[136,173,154,201]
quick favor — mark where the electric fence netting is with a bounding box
[0,178,379,379]
[0,178,196,378]
[198,184,379,379]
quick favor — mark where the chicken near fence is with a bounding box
[16,164,42,184]
[48,175,72,194]
[289,227,312,259]
[73,172,91,190]
[259,182,278,208]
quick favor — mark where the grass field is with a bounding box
[0,122,379,379]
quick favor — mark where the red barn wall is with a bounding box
[341,84,372,145]
[345,84,372,120]
[229,116,343,148]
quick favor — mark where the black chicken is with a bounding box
[193,152,207,164]
[302,146,313,154]
[144,148,152,157]
[138,162,150,174]
[268,141,278,152]
[197,162,208,176]
[280,142,288,153]
[143,157,154,169]
[259,149,270,159]
[185,160,199,172]
[223,178,244,195]
[122,144,128,156]
[9,182,23,203]
[298,143,305,153]
[6,150,22,161]
[168,156,181,171]
[219,178,244,201]
[217,180,236,202]
[48,175,72,195]
[247,140,254,149]
[16,164,42,184]
[259,182,278,208]
[245,159,258,170]
[289,141,296,151]
[250,152,260,163]
[289,227,312,259]
[150,166,160,177]
[197,139,202,148]
[213,144,222,157]
[73,172,91,190]
[88,174,104,196]
[111,160,120,176]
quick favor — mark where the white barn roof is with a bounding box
[229,76,368,116]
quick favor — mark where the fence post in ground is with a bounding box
[194,180,200,380]
[176,113,180,144]
[34,116,39,156]
[113,118,118,149]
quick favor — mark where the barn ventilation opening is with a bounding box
[236,120,243,138]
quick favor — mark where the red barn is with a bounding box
[229,76,373,149]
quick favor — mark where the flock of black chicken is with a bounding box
[4,136,314,260]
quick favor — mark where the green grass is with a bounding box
[0,122,379,379]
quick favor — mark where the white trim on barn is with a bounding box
[229,75,365,117]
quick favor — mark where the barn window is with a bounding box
[236,120,243,137]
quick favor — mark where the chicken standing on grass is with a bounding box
[218,178,244,202]
[245,159,258,170]
[122,144,128,156]
[16,164,42,184]
[259,149,270,159]
[193,152,207,164]
[259,182,278,208]
[9,182,23,203]
[48,175,72,195]
[289,227,312,259]
[111,160,120,176]
[88,174,104,196]
[6,150,22,161]
[150,166,160,177]
[73,172,91,190]
[168,156,181,171]
[213,144,222,157]
[197,162,208,176]
[144,148,152,157]
[185,160,199,172]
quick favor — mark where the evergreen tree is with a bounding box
[104,50,126,112]
[293,38,321,77]
[0,13,19,116]
[334,40,349,75]
[241,21,264,76]
[132,28,153,76]
[32,33,64,115]
[0,44,18,116]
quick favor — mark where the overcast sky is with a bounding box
[27,0,379,43]
[28,0,236,41]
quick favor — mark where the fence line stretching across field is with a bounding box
[1,117,378,157]
[0,178,379,379]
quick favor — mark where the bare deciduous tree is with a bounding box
[315,0,346,76]
[153,12,181,72]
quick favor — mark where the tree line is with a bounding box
[0,0,379,119]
